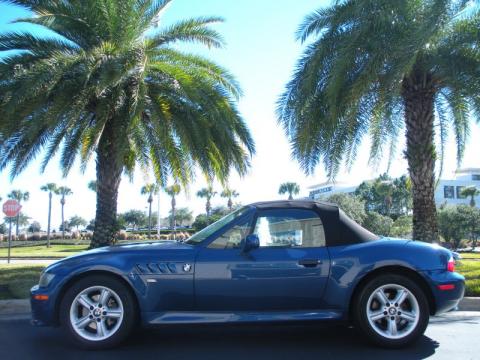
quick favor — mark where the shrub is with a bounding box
[71,231,80,240]
[18,233,28,241]
[117,231,128,240]
[363,212,393,236]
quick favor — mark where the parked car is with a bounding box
[31,200,464,349]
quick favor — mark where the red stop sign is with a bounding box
[3,200,22,218]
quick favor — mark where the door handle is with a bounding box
[298,259,322,267]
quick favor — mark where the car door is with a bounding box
[194,207,331,311]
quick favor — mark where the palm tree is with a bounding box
[55,186,72,240]
[141,183,159,237]
[0,0,255,248]
[461,186,480,207]
[87,181,97,193]
[197,185,217,218]
[221,187,239,212]
[40,183,57,248]
[7,190,29,236]
[278,1,480,242]
[165,184,181,236]
[278,182,300,200]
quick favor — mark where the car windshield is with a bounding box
[185,206,251,245]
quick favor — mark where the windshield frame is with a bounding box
[185,206,254,246]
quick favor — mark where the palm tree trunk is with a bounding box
[288,193,293,200]
[15,213,19,236]
[228,198,232,212]
[148,199,152,238]
[90,124,124,249]
[47,192,52,248]
[61,199,65,240]
[402,70,439,242]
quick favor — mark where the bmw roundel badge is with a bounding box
[183,263,192,272]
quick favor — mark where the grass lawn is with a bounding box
[457,260,480,297]
[0,264,45,300]
[0,244,88,258]
[458,252,480,260]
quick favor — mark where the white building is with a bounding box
[308,168,480,208]
[435,168,480,208]
[308,181,359,200]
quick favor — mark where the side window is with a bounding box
[208,216,252,249]
[253,209,325,248]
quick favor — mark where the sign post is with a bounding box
[2,200,22,264]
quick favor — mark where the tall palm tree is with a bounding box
[0,0,255,248]
[197,185,217,217]
[141,183,159,237]
[55,186,72,240]
[165,184,181,236]
[87,181,97,193]
[460,186,480,207]
[221,187,239,212]
[278,182,300,200]
[278,0,480,242]
[40,183,57,248]
[7,190,29,235]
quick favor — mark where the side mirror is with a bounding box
[242,234,260,253]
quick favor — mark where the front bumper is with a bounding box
[421,270,465,315]
[30,285,58,327]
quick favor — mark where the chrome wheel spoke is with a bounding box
[369,310,386,321]
[99,289,110,306]
[105,309,122,319]
[97,320,107,337]
[75,316,92,329]
[376,290,389,305]
[399,311,416,322]
[387,319,398,336]
[394,289,408,306]
[78,294,95,310]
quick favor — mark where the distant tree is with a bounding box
[86,219,95,232]
[169,207,193,226]
[122,210,147,230]
[7,190,30,236]
[363,212,393,236]
[87,181,97,193]
[40,183,57,248]
[326,193,366,224]
[55,186,73,240]
[278,182,300,200]
[28,221,41,233]
[165,185,181,232]
[0,222,6,235]
[221,187,239,212]
[59,221,71,233]
[460,186,480,207]
[456,205,480,250]
[437,206,468,250]
[390,216,413,238]
[69,215,87,230]
[141,184,159,237]
[197,185,217,218]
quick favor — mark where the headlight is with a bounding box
[39,272,55,288]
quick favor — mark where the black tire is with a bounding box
[353,273,429,348]
[59,274,137,349]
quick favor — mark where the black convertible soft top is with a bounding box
[250,200,379,246]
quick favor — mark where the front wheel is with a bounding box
[60,275,137,349]
[353,274,429,348]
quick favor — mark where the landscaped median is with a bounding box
[0,244,88,259]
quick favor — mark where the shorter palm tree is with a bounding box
[221,187,239,212]
[278,182,300,200]
[461,186,480,207]
[7,190,29,235]
[40,183,57,248]
[55,186,73,240]
[197,185,217,218]
[165,184,181,237]
[141,184,159,238]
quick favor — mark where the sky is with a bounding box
[0,0,479,230]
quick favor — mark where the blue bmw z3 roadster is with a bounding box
[31,200,465,349]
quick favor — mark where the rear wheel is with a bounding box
[353,274,429,348]
[60,275,137,349]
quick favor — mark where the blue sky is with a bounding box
[0,0,479,229]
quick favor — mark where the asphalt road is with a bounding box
[0,312,479,360]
